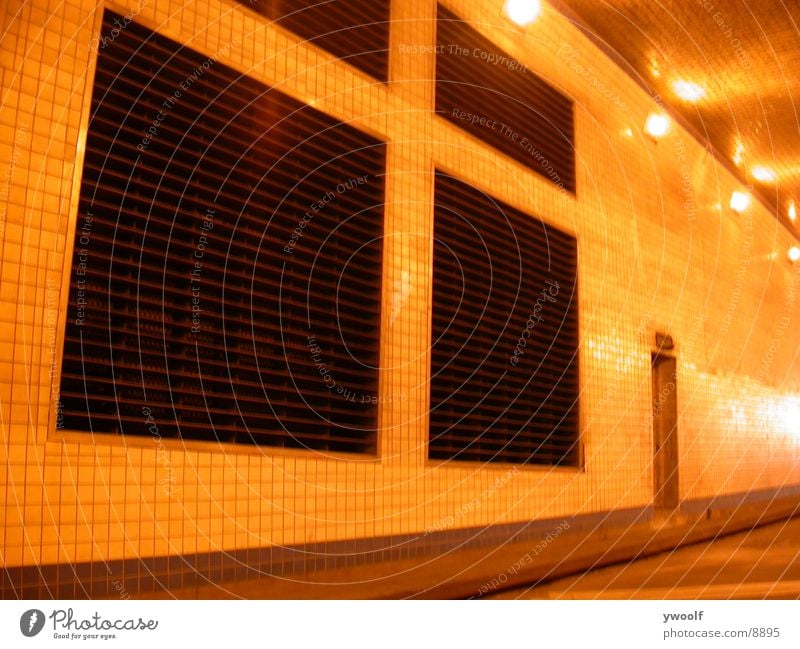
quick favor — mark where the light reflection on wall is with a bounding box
[693,370,800,443]
[585,335,642,374]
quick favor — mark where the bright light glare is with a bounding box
[729,191,751,213]
[751,165,776,183]
[789,246,800,263]
[504,0,542,26]
[673,80,705,102]
[644,113,670,138]
[789,201,797,222]
[779,399,800,439]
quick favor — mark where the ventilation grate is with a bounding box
[59,11,386,453]
[436,4,575,193]
[429,171,579,465]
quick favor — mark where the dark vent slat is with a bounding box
[59,11,385,454]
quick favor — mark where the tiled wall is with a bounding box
[2,0,799,573]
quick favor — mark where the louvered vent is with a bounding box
[436,5,576,193]
[59,11,385,453]
[429,171,579,466]
[239,0,391,81]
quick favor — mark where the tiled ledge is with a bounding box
[3,485,799,599]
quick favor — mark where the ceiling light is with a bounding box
[504,0,542,26]
[730,190,751,213]
[673,80,705,102]
[789,201,797,222]
[644,113,670,139]
[751,165,776,183]
[789,246,800,263]
[649,58,661,78]
[732,140,745,167]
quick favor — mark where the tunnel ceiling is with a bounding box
[554,0,800,228]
